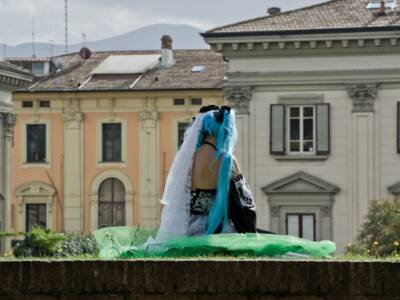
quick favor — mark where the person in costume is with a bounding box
[93,105,336,259]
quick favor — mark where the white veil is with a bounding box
[155,113,206,240]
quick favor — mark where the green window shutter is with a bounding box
[316,103,330,155]
[270,104,286,155]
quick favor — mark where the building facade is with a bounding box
[0,61,32,252]
[11,39,226,237]
[203,0,400,251]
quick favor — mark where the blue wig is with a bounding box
[196,109,238,234]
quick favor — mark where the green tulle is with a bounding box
[93,226,336,259]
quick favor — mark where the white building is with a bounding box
[203,0,400,251]
[0,61,31,252]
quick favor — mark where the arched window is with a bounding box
[98,178,126,227]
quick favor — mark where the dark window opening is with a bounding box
[39,100,50,108]
[286,213,316,241]
[178,122,191,148]
[102,123,122,162]
[26,204,46,232]
[98,178,126,227]
[22,101,33,108]
[27,124,46,163]
[191,98,203,105]
[174,98,185,105]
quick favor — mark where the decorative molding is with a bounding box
[2,112,16,142]
[270,205,280,218]
[139,99,159,128]
[321,205,332,217]
[224,86,252,114]
[262,171,340,195]
[62,99,83,127]
[347,84,379,112]
[208,37,400,53]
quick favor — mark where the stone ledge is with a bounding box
[0,260,399,299]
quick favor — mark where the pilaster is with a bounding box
[138,98,160,228]
[347,84,379,238]
[62,99,84,232]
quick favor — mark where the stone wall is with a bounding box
[0,260,400,299]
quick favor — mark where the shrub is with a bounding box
[60,233,98,257]
[346,200,400,257]
[13,227,65,257]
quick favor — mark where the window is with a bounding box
[102,123,122,162]
[191,98,203,105]
[26,204,47,232]
[178,122,191,148]
[32,62,45,76]
[286,213,316,241]
[27,124,46,163]
[287,105,315,154]
[39,100,50,108]
[270,103,330,156]
[22,101,33,108]
[98,178,125,227]
[174,98,185,105]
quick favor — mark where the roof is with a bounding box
[21,50,227,93]
[204,0,400,36]
[6,57,52,62]
[0,61,32,77]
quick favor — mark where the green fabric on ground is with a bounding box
[93,226,335,259]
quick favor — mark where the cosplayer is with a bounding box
[94,106,336,258]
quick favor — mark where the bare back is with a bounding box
[191,144,221,190]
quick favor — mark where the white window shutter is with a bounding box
[270,104,286,155]
[316,103,330,155]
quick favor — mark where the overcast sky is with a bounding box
[0,0,327,45]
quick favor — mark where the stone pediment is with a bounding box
[262,171,340,195]
[388,182,400,195]
[16,182,55,197]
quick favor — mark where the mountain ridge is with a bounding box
[1,23,209,58]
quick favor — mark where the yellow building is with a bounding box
[10,37,226,236]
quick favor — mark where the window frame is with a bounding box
[25,203,47,232]
[285,213,316,241]
[286,105,316,156]
[26,124,47,163]
[102,123,122,162]
[21,119,51,168]
[97,117,127,167]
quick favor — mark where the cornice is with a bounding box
[205,31,400,55]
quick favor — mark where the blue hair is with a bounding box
[196,109,237,234]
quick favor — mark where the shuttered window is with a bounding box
[102,123,122,162]
[270,103,330,156]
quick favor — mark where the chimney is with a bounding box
[267,7,281,16]
[377,0,386,16]
[161,35,175,68]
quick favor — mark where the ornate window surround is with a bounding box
[89,170,134,231]
[15,182,55,232]
[20,118,51,168]
[262,171,339,241]
[96,116,127,168]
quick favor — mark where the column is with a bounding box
[139,98,160,228]
[62,99,84,232]
[1,113,16,253]
[347,84,379,238]
[224,86,252,182]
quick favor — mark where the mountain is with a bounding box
[1,24,209,58]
